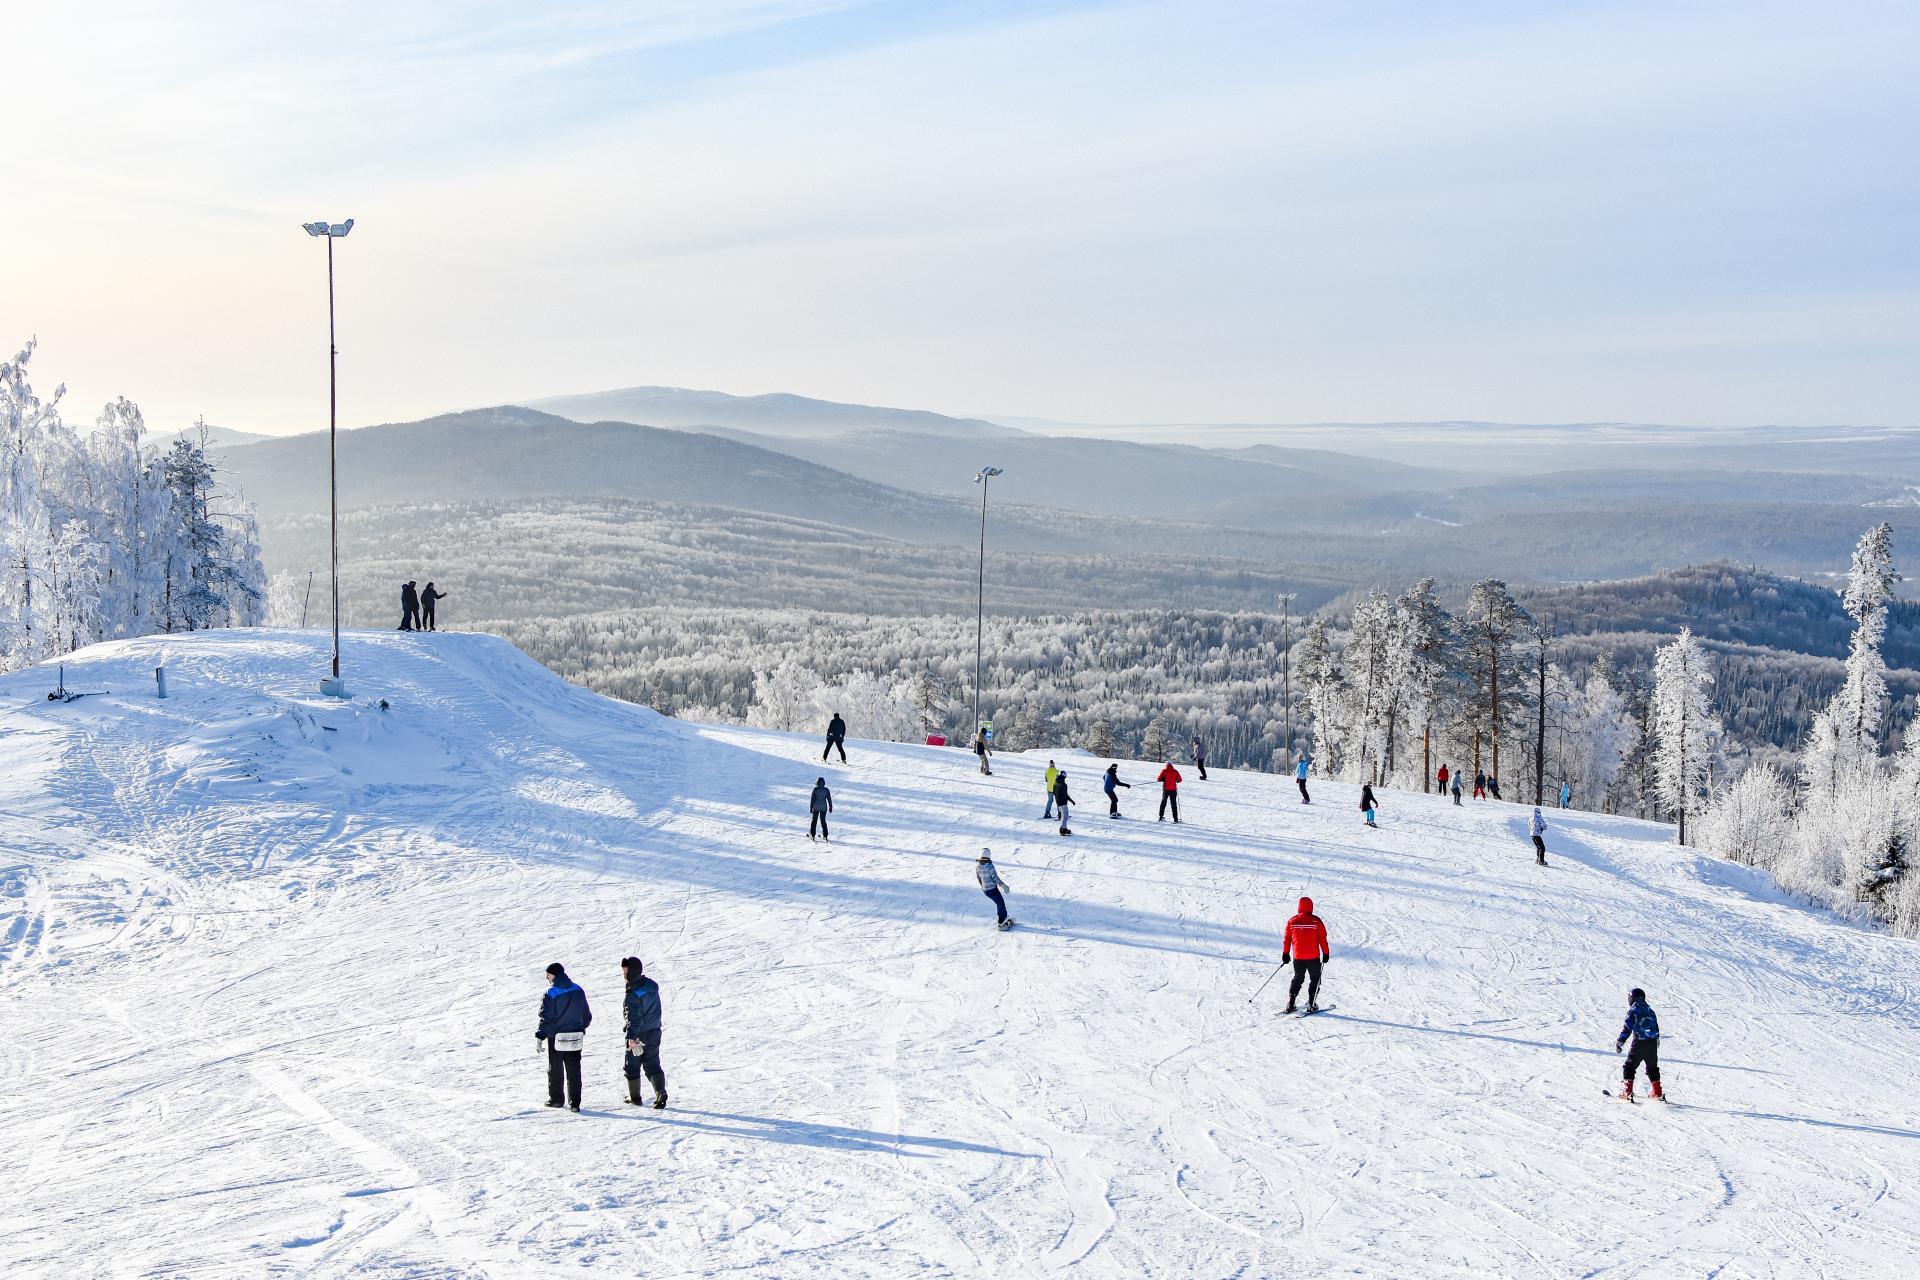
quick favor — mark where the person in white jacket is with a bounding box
[976,850,1014,929]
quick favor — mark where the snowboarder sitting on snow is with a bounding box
[537,962,591,1111]
[620,956,667,1110]
[1360,782,1378,827]
[419,581,447,630]
[823,713,847,763]
[1053,770,1075,836]
[1530,807,1548,865]
[1044,759,1060,819]
[809,777,833,841]
[1282,897,1330,1013]
[977,849,1013,929]
[1615,988,1664,1101]
[974,732,993,775]
[1103,763,1131,817]
[1294,753,1312,804]
[1192,735,1208,781]
[1157,761,1182,822]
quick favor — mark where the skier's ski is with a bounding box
[1297,1004,1335,1017]
[1602,1088,1637,1103]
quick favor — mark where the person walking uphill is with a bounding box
[1295,753,1312,804]
[1157,762,1183,822]
[809,778,833,842]
[536,963,591,1111]
[1282,897,1331,1013]
[1360,782,1378,828]
[1615,988,1664,1101]
[1053,770,1076,836]
[823,713,847,763]
[977,850,1014,929]
[1192,735,1208,781]
[1043,760,1060,819]
[419,581,448,630]
[1103,763,1131,817]
[620,957,667,1109]
[1530,807,1548,865]
[398,580,419,631]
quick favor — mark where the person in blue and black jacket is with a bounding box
[1615,987,1664,1101]
[537,962,592,1111]
[620,956,667,1110]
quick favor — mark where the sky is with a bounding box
[4,0,1917,434]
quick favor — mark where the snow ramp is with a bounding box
[0,629,1917,1277]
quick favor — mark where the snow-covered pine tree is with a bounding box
[1086,717,1115,758]
[1295,616,1344,776]
[1393,578,1452,791]
[1696,763,1794,869]
[1652,627,1720,844]
[1460,580,1530,784]
[1141,715,1173,763]
[1804,522,1899,789]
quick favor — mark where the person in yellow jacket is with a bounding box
[1043,760,1060,819]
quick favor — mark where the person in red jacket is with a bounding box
[1156,762,1183,822]
[1282,896,1330,1013]
[1436,763,1449,795]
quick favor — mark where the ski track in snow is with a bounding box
[2,629,1919,1277]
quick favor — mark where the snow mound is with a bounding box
[2,629,1918,1276]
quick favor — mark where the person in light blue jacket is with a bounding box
[1559,781,1572,809]
[1530,807,1548,865]
[1294,752,1312,805]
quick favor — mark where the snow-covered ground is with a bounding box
[3,630,1918,1278]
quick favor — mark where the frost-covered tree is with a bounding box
[1460,579,1531,781]
[1804,522,1898,788]
[1652,627,1720,844]
[1141,715,1174,762]
[1086,718,1115,758]
[1697,764,1794,869]
[1295,616,1344,776]
[1393,578,1452,790]
[746,659,825,731]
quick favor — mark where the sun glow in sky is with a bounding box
[4,0,1916,433]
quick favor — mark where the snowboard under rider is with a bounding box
[620,956,667,1109]
[1616,988,1664,1101]
[977,849,1013,929]
[1282,897,1330,1013]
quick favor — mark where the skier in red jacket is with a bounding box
[1281,896,1331,1013]
[1156,763,1183,823]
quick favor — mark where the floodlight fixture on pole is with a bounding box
[972,467,1003,740]
[303,218,354,696]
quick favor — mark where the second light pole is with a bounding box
[972,466,1003,742]
[303,216,354,696]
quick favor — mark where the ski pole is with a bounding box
[1248,962,1287,1003]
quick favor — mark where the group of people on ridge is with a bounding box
[534,959,668,1113]
[396,579,448,631]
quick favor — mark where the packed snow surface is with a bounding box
[3,631,1918,1278]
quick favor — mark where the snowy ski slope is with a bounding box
[2,630,1918,1278]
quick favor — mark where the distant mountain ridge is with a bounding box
[519,385,1016,440]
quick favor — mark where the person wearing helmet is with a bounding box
[1615,988,1664,1101]
[976,850,1013,929]
[1281,897,1330,1013]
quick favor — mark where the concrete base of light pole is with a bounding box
[319,677,349,698]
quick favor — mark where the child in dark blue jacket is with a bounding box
[1615,988,1663,1101]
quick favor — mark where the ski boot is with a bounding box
[1283,1002,1297,1014]
[1650,1080,1665,1102]
[1619,1079,1634,1101]
[1306,1000,1319,1013]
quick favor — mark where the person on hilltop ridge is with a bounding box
[398,580,419,631]
[823,713,848,763]
[419,581,448,631]
[1281,897,1331,1013]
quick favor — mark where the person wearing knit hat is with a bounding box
[536,962,591,1111]
[976,849,1014,930]
[620,957,667,1109]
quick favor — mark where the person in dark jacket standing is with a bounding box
[1191,735,1208,781]
[1157,762,1183,822]
[977,849,1013,928]
[1615,988,1664,1101]
[809,777,833,841]
[419,581,447,630]
[1472,769,1487,800]
[536,962,591,1111]
[1359,782,1378,828]
[398,580,419,631]
[1103,763,1131,817]
[823,713,847,763]
[1282,897,1330,1013]
[620,957,667,1109]
[974,732,993,775]
[1052,770,1075,836]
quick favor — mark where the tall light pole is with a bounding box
[1279,591,1297,771]
[972,466,1003,740]
[303,218,354,695]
